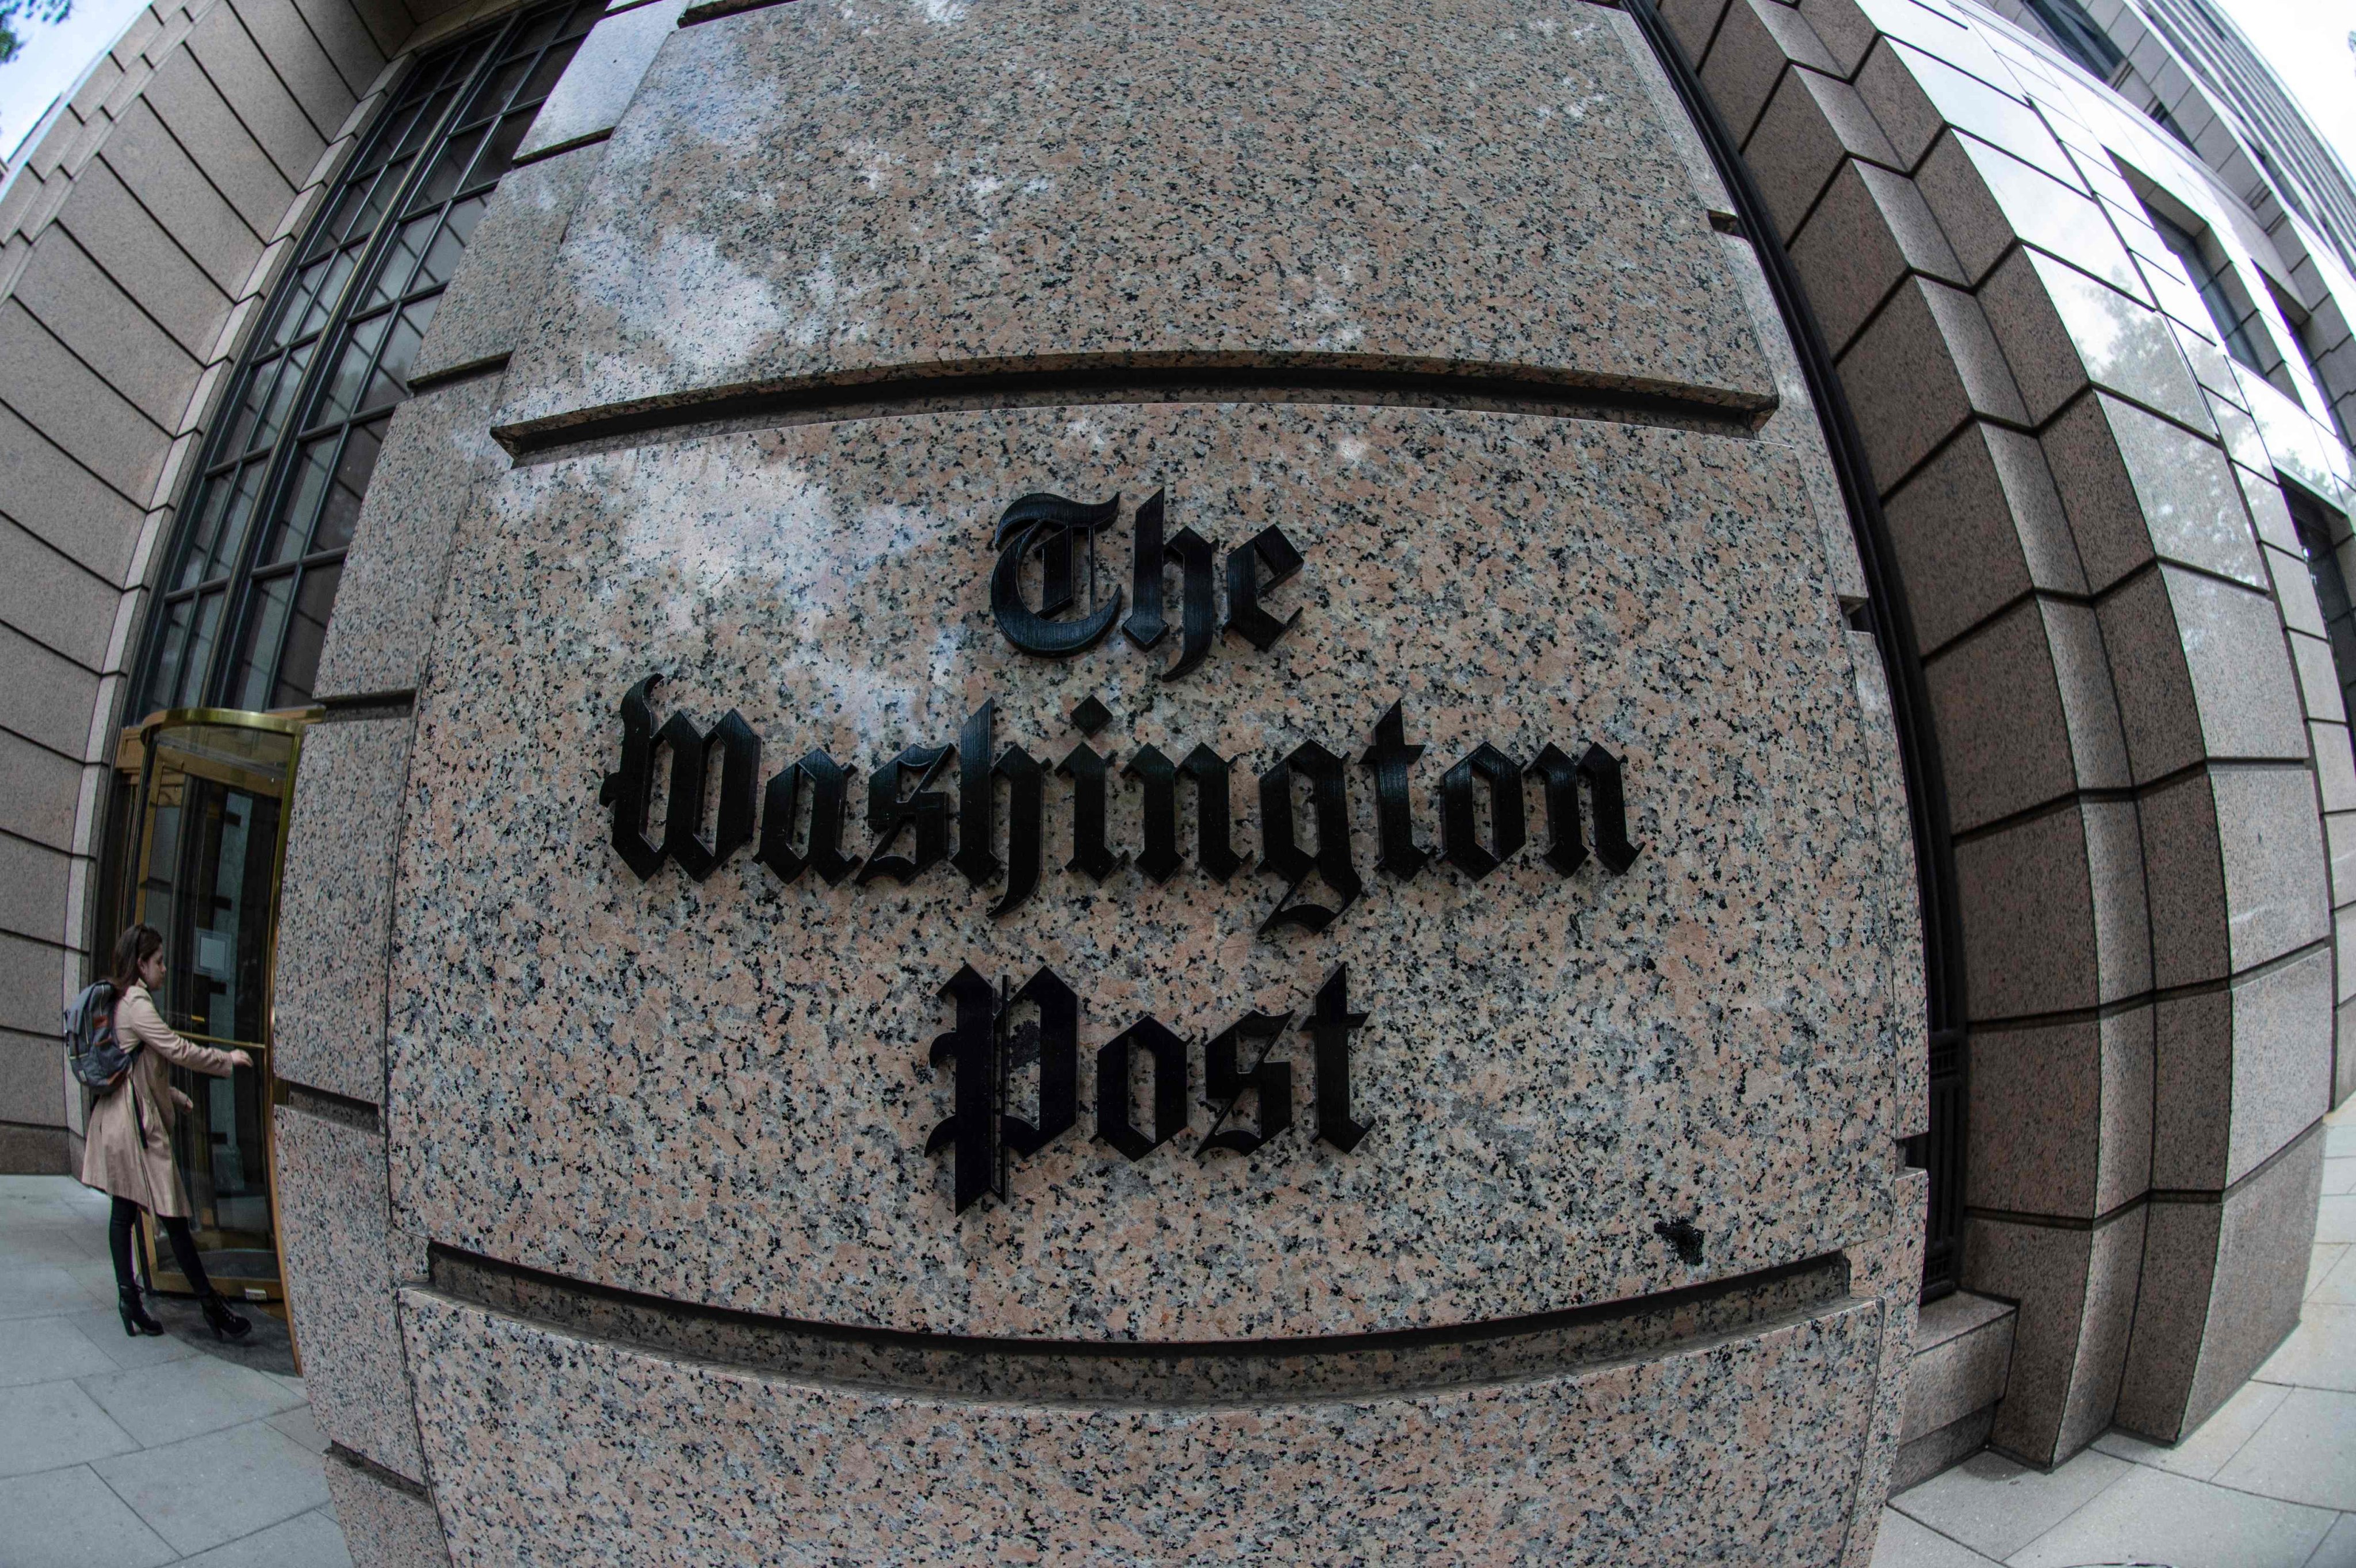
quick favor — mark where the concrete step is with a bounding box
[1894,1290,2017,1490]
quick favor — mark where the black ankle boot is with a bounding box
[117,1287,164,1337]
[200,1292,251,1341]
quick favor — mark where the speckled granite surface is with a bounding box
[276,1102,429,1483]
[402,1283,1887,1565]
[324,1452,451,1568]
[492,0,1776,438]
[385,400,1917,1338]
[274,717,411,1105]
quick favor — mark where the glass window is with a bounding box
[135,0,606,717]
[2289,485,2356,731]
[2145,204,2281,387]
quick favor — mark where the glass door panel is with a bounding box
[124,713,306,1302]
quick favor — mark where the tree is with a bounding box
[0,0,72,66]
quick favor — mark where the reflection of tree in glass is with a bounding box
[0,0,70,65]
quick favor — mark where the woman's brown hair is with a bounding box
[110,924,162,994]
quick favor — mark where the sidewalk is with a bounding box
[0,1173,351,1566]
[1877,1098,2356,1568]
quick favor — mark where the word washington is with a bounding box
[601,684,1644,934]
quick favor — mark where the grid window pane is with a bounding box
[136,0,592,716]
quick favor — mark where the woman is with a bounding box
[84,923,255,1340]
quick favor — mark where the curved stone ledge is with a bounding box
[400,1282,1888,1564]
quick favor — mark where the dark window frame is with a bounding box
[132,0,606,719]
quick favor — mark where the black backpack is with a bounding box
[64,981,139,1091]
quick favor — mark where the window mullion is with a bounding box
[199,39,514,710]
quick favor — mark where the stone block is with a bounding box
[97,100,265,296]
[388,400,1913,1336]
[2330,811,2356,905]
[403,1284,1887,1565]
[322,1451,448,1568]
[276,1097,427,1482]
[1902,1291,2015,1443]
[234,0,361,138]
[1915,131,2143,297]
[2209,394,2270,470]
[0,929,70,1037]
[2140,765,2328,990]
[8,234,203,431]
[496,0,1778,438]
[0,302,167,506]
[1855,36,2070,174]
[0,521,126,675]
[2267,544,2328,638]
[0,833,71,946]
[1881,421,2079,654]
[1793,0,1875,74]
[2340,999,2356,1107]
[1839,1164,1928,1568]
[2116,1127,2322,1442]
[48,162,236,358]
[272,716,410,1104]
[0,621,102,761]
[1745,67,1899,242]
[411,146,598,385]
[1955,798,2149,1019]
[1658,0,1732,69]
[1982,248,2212,433]
[1837,276,2025,491]
[1963,1204,2145,1466]
[2042,393,2256,592]
[513,0,687,162]
[2152,948,2333,1190]
[2294,632,2348,723]
[1968,1007,2152,1218]
[2240,467,2305,555]
[1925,596,2126,831]
[2098,566,2308,782]
[183,0,326,189]
[315,375,508,700]
[1787,158,1964,354]
[1892,1406,1995,1491]
[1608,9,1734,220]
[1702,0,1838,140]
[136,50,297,236]
[2320,722,2356,813]
[0,726,82,849]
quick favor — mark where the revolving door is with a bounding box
[116,710,311,1303]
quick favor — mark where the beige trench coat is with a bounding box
[80,983,241,1218]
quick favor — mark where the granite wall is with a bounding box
[269,0,1926,1561]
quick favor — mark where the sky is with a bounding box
[1,0,2353,183]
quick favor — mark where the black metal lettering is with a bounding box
[989,745,1046,917]
[1096,1015,1188,1161]
[1122,487,1168,651]
[1179,744,1242,882]
[924,965,999,1214]
[1578,743,1644,874]
[1303,965,1371,1152]
[1057,738,1122,883]
[991,493,1123,657]
[1001,966,1078,1158]
[1223,525,1304,651]
[1359,699,1429,881]
[860,744,952,884]
[598,675,667,880]
[1200,1008,1292,1158]
[1440,742,1524,882]
[1258,740,1360,934]
[757,748,859,885]
[1160,525,1219,682]
[1525,743,1587,877]
[953,701,999,888]
[652,707,759,882]
[1125,744,1181,884]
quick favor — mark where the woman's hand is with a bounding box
[170,1087,194,1112]
[229,1049,254,1069]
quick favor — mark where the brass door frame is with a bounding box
[122,707,315,1314]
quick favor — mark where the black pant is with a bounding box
[108,1194,214,1297]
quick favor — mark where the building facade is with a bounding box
[1,0,2352,1559]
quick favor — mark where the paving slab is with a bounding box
[91,1419,331,1557]
[175,1505,354,1567]
[0,1379,139,1477]
[79,1350,308,1447]
[1889,1448,2132,1559]
[0,1313,127,1387]
[2095,1375,2290,1479]
[2211,1387,2356,1510]
[1867,1509,2003,1566]
[0,1463,177,1568]
[2007,1463,2335,1567]
[2255,1303,2356,1392]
